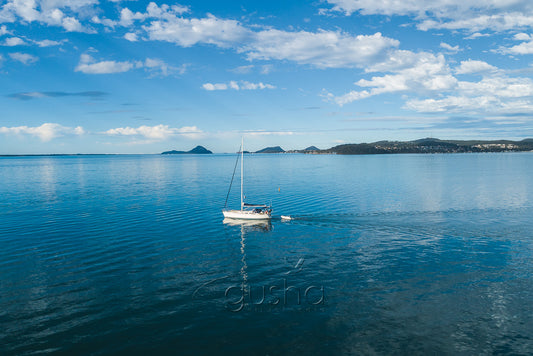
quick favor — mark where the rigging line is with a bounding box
[224,143,242,208]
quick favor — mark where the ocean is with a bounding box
[1,152,532,354]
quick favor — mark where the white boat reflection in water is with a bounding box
[222,218,272,232]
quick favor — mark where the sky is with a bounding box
[2,0,533,153]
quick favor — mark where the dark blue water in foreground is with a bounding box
[1,153,532,354]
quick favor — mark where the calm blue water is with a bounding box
[1,153,532,354]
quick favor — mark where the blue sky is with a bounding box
[2,0,533,153]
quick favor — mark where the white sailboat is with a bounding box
[222,137,272,220]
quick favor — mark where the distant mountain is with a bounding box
[324,138,533,155]
[303,146,319,151]
[162,145,212,154]
[255,146,285,153]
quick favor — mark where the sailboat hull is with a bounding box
[223,209,272,220]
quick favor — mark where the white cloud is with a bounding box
[502,40,533,54]
[0,25,11,35]
[0,123,84,141]
[124,32,138,41]
[202,80,275,91]
[91,15,117,28]
[202,83,227,91]
[0,0,95,32]
[143,57,178,76]
[119,7,146,27]
[104,124,201,140]
[440,42,460,53]
[246,30,399,68]
[494,32,533,54]
[323,0,533,17]
[418,13,533,32]
[131,4,398,69]
[328,52,457,105]
[328,43,533,115]
[229,64,254,74]
[143,13,250,48]
[74,54,178,76]
[61,16,83,31]
[458,76,533,98]
[34,39,64,47]
[464,32,490,39]
[455,60,497,74]
[406,76,533,114]
[323,0,533,33]
[240,81,275,90]
[9,52,38,64]
[145,2,189,18]
[513,33,532,41]
[261,64,273,74]
[228,64,273,75]
[405,95,533,114]
[75,54,134,74]
[117,3,191,28]
[3,37,25,46]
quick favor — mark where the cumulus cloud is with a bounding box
[464,32,490,40]
[501,39,533,55]
[0,0,97,32]
[327,42,533,115]
[406,76,533,114]
[418,13,533,32]
[513,33,531,41]
[144,13,250,48]
[122,3,399,69]
[9,52,38,64]
[328,52,457,105]
[104,124,202,140]
[124,32,138,41]
[118,3,191,28]
[3,37,26,46]
[440,42,460,53]
[202,83,228,91]
[202,81,275,91]
[0,123,84,141]
[245,31,398,68]
[455,60,497,74]
[0,25,10,35]
[75,54,134,74]
[323,0,533,33]
[0,0,96,32]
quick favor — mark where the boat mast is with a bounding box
[241,136,244,211]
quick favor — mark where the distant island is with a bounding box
[252,138,533,155]
[254,146,319,153]
[255,146,285,153]
[161,146,212,154]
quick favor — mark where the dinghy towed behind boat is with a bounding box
[222,137,272,220]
